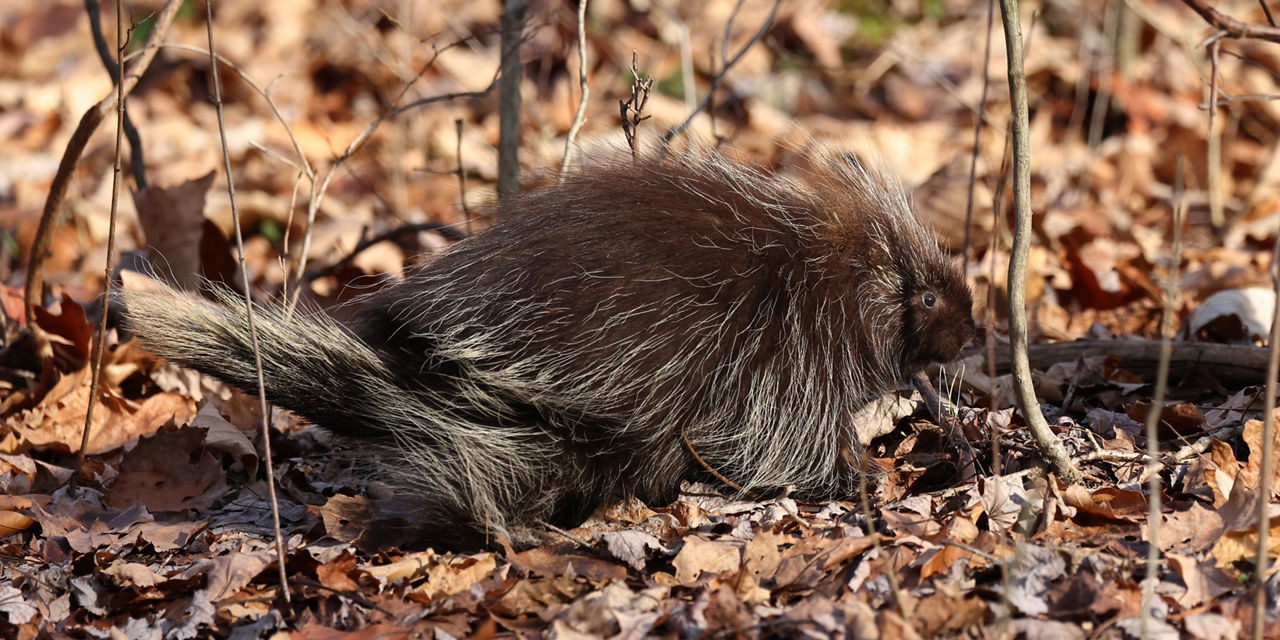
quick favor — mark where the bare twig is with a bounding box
[159,29,496,318]
[75,0,130,485]
[959,338,1278,387]
[385,80,500,119]
[1141,154,1182,640]
[152,42,317,304]
[1255,164,1280,640]
[661,0,780,145]
[986,122,1014,477]
[203,0,290,604]
[963,0,996,259]
[998,0,1080,483]
[1207,40,1224,227]
[455,119,472,236]
[539,520,593,549]
[1087,0,1119,154]
[680,429,753,496]
[156,44,315,181]
[1204,90,1280,106]
[987,225,1003,476]
[656,1,696,112]
[23,0,181,355]
[619,52,652,160]
[559,0,590,182]
[84,0,146,189]
[1078,419,1247,475]
[1180,0,1280,43]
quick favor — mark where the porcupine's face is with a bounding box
[899,261,977,374]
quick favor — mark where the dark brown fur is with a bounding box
[125,148,976,549]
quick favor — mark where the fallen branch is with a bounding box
[954,338,1276,388]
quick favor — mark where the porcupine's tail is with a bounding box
[123,284,393,437]
[123,282,559,548]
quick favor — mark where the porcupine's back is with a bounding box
[354,148,970,527]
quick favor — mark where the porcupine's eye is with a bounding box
[921,291,937,308]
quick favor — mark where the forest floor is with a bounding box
[3,0,1280,637]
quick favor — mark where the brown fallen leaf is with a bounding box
[0,494,46,537]
[1241,416,1280,494]
[733,529,786,604]
[1124,401,1206,439]
[190,402,258,475]
[104,425,228,511]
[360,550,438,584]
[508,544,628,583]
[100,561,166,588]
[175,547,278,601]
[411,552,502,602]
[1061,485,1147,523]
[133,172,216,292]
[32,293,92,373]
[316,549,360,591]
[671,535,740,586]
[10,365,195,455]
[1209,517,1280,568]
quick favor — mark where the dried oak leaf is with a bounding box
[32,293,92,372]
[409,552,504,603]
[103,425,227,511]
[508,544,627,583]
[594,529,663,572]
[1060,485,1148,523]
[133,172,216,292]
[0,494,46,537]
[100,561,166,589]
[30,501,153,555]
[316,549,359,591]
[1123,401,1205,439]
[172,547,277,602]
[190,403,258,476]
[671,535,740,586]
[10,364,195,455]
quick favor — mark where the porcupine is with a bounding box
[124,147,976,549]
